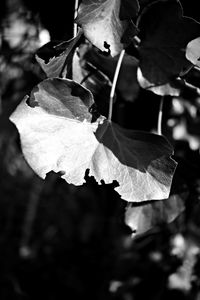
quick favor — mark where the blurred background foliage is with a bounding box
[1,0,200,299]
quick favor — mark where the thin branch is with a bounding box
[108,49,125,122]
[73,0,79,38]
[80,62,111,85]
[157,96,164,135]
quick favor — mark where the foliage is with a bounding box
[1,0,200,299]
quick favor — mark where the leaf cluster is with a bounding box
[8,0,200,238]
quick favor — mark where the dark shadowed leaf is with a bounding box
[75,0,139,56]
[138,0,155,8]
[10,78,177,202]
[120,0,140,20]
[35,29,83,78]
[138,0,200,85]
[186,37,200,67]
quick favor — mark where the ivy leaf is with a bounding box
[75,0,139,56]
[138,0,200,85]
[9,78,177,202]
[35,29,83,77]
[186,37,200,67]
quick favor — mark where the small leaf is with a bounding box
[35,29,83,77]
[75,0,139,56]
[138,0,200,85]
[137,68,181,96]
[186,37,200,67]
[10,78,177,202]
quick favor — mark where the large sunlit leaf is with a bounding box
[10,78,177,202]
[138,0,200,85]
[75,0,139,56]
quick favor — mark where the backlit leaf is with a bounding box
[35,29,83,77]
[10,78,177,202]
[75,0,139,56]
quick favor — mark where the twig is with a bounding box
[157,96,164,135]
[108,49,125,122]
[73,0,79,38]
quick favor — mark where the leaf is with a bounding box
[9,78,177,202]
[186,37,200,67]
[138,0,200,85]
[35,29,83,78]
[137,68,181,96]
[125,192,187,236]
[75,0,139,56]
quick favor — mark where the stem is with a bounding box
[108,49,125,122]
[157,96,164,135]
[73,0,79,38]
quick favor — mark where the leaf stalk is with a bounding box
[157,96,164,135]
[108,49,125,122]
[73,0,79,37]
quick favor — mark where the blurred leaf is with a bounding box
[168,239,200,292]
[10,78,177,202]
[125,191,187,236]
[186,37,200,67]
[138,0,200,85]
[75,0,139,56]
